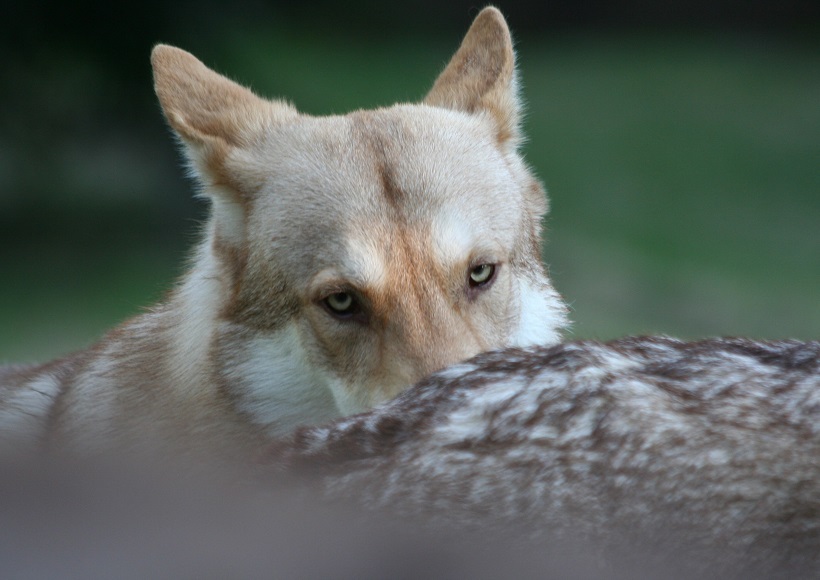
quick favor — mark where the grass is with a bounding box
[522,32,819,339]
[1,28,817,363]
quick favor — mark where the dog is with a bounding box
[0,7,567,460]
[269,336,820,578]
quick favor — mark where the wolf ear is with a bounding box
[424,7,520,149]
[151,44,296,196]
[152,45,297,257]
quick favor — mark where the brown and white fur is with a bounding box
[269,336,820,577]
[0,8,567,459]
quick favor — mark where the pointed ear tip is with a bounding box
[466,7,513,53]
[474,6,509,29]
[477,6,503,19]
[151,44,173,66]
[151,44,200,74]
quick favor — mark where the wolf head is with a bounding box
[152,7,568,434]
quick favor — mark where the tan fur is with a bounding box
[0,7,567,461]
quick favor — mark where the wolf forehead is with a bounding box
[237,105,535,270]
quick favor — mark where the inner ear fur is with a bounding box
[152,45,296,149]
[152,44,300,258]
[152,45,297,265]
[424,7,521,148]
[151,44,296,197]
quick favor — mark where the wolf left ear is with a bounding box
[151,44,296,197]
[424,7,520,149]
[152,45,298,258]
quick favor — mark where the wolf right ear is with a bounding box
[151,44,296,197]
[424,7,520,149]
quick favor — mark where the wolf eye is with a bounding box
[469,263,496,287]
[324,292,356,316]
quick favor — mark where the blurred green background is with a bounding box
[1,1,818,363]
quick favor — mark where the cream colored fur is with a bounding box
[0,7,567,460]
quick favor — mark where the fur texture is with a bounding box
[0,7,567,459]
[269,337,820,577]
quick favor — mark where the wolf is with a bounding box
[0,8,567,459]
[269,336,820,578]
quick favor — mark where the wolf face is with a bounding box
[151,7,567,431]
[0,8,567,454]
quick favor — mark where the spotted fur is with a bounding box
[269,337,820,576]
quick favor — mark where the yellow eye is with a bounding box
[325,292,354,314]
[469,263,495,286]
